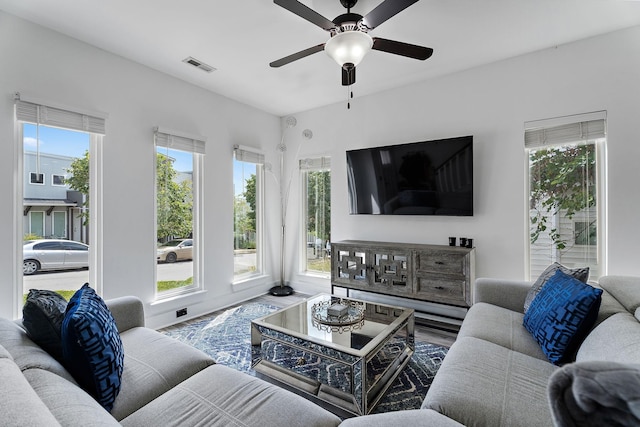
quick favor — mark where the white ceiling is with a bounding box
[2,0,640,116]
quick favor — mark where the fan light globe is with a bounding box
[325,31,373,67]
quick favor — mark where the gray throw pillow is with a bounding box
[524,262,590,313]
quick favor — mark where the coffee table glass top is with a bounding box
[254,293,411,354]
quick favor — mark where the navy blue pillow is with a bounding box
[523,270,603,365]
[61,284,124,411]
[22,289,68,361]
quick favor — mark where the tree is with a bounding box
[529,144,596,250]
[156,153,193,241]
[66,150,90,225]
[243,174,256,233]
[306,170,331,243]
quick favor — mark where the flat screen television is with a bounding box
[346,136,473,216]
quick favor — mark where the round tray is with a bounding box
[311,299,365,333]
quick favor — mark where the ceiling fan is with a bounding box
[270,0,433,86]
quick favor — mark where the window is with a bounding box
[52,174,66,186]
[233,146,264,280]
[525,113,606,280]
[52,211,66,238]
[16,94,104,298]
[300,157,331,275]
[29,211,44,237]
[155,128,205,296]
[30,173,44,184]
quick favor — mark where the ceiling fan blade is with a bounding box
[372,37,433,60]
[274,0,335,31]
[342,66,356,86]
[270,43,326,68]
[361,0,420,30]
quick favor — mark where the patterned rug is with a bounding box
[159,302,448,414]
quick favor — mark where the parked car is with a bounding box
[23,239,89,275]
[157,239,193,263]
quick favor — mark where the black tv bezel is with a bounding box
[346,135,474,216]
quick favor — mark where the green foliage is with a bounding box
[244,174,257,232]
[157,276,193,292]
[306,170,331,243]
[24,233,41,241]
[234,174,256,250]
[65,150,90,225]
[529,144,596,250]
[156,153,193,241]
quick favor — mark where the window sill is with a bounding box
[232,274,271,292]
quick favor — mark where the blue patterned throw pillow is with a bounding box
[523,270,602,365]
[61,284,124,411]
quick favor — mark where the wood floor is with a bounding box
[251,291,457,348]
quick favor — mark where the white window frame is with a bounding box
[154,127,205,299]
[524,111,607,280]
[29,172,44,185]
[233,145,265,282]
[299,156,331,277]
[15,93,106,302]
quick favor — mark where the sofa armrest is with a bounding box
[106,296,145,332]
[473,278,532,313]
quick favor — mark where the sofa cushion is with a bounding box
[338,409,464,427]
[119,364,341,427]
[423,337,557,427]
[61,284,124,412]
[523,270,602,364]
[0,350,62,427]
[457,302,547,361]
[23,367,121,426]
[22,289,67,361]
[576,312,640,364]
[524,262,590,313]
[0,317,75,382]
[110,326,216,421]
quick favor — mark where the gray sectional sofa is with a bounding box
[0,295,342,427]
[342,275,640,427]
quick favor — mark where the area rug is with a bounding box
[159,302,448,414]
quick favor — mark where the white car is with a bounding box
[23,239,89,275]
[157,239,193,263]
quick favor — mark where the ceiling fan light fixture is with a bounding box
[324,30,373,67]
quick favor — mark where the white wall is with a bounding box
[285,25,640,287]
[0,11,283,325]
[2,10,639,325]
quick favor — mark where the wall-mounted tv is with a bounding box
[346,136,473,216]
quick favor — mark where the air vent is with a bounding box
[182,56,216,73]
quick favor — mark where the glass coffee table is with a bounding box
[251,294,414,416]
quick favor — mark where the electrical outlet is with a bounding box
[176,308,187,318]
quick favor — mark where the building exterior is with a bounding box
[23,151,87,243]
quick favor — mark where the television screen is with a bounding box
[346,136,473,215]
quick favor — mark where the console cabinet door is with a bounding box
[332,245,369,290]
[369,248,413,296]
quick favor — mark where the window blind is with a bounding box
[15,98,107,135]
[299,156,331,170]
[525,115,606,149]
[155,127,206,154]
[233,145,264,164]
